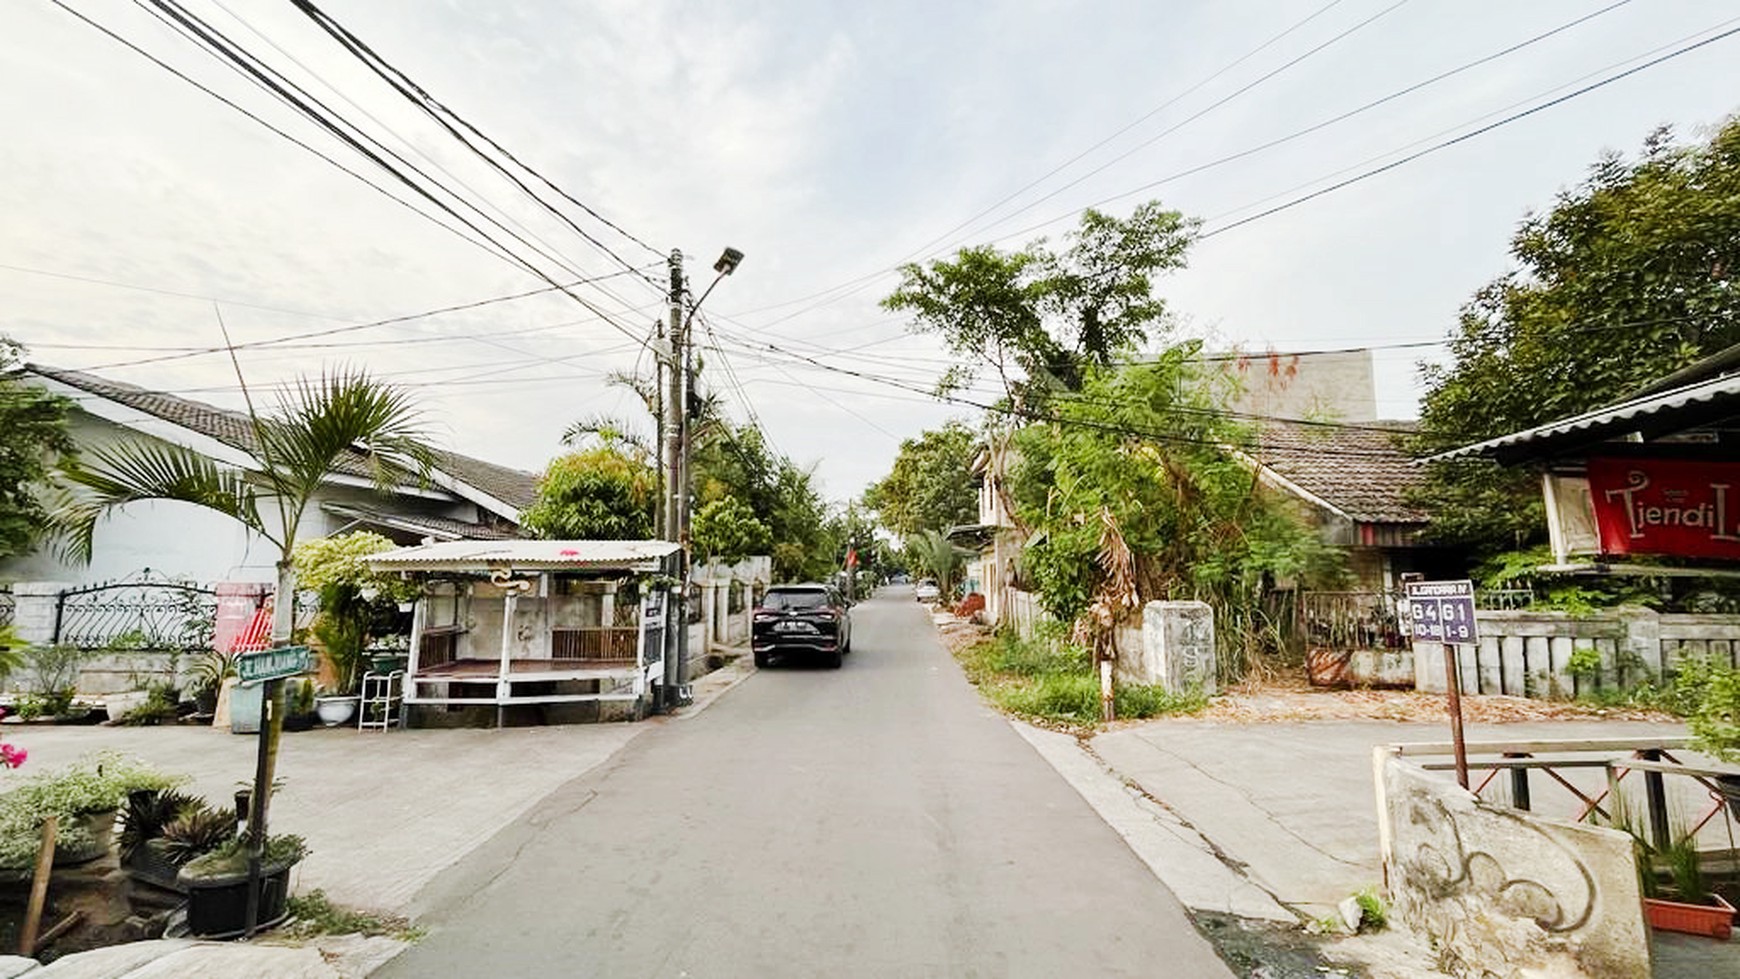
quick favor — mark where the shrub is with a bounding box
[180,833,307,880]
[158,807,238,865]
[0,752,185,866]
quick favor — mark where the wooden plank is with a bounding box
[1500,635,1526,697]
[20,815,56,955]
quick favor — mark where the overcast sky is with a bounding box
[3,1,1737,502]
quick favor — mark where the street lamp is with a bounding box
[660,246,743,710]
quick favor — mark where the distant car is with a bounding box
[752,583,852,669]
[914,579,940,604]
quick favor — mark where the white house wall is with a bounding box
[0,411,473,587]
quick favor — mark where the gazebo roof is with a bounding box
[369,539,679,574]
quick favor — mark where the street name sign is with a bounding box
[237,645,311,685]
[1405,579,1479,645]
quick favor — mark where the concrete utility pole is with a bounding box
[656,245,743,712]
[661,250,686,711]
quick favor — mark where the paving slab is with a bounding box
[0,720,643,914]
[1092,717,1687,916]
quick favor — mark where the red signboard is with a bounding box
[1587,457,1740,560]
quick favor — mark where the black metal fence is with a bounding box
[0,588,13,629]
[51,577,216,652]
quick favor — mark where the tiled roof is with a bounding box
[1253,422,1428,525]
[428,448,538,512]
[321,503,524,542]
[26,364,536,518]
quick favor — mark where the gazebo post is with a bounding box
[498,586,518,729]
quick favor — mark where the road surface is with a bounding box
[380,588,1232,977]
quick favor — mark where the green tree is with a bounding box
[1412,118,1740,561]
[1009,347,1339,676]
[904,528,968,595]
[521,445,656,540]
[0,339,74,559]
[55,369,433,643]
[864,421,980,539]
[883,200,1195,400]
[691,496,772,563]
[52,368,433,843]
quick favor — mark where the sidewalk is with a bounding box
[1026,713,1737,977]
[0,655,756,976]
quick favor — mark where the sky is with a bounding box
[2,0,1737,503]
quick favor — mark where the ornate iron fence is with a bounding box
[52,576,216,652]
[0,589,13,629]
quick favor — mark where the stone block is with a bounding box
[1129,601,1215,695]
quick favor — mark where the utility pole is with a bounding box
[660,249,686,711]
[656,245,742,711]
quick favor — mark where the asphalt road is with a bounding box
[379,588,1233,978]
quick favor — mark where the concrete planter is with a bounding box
[1644,892,1734,939]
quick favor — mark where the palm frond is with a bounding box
[263,368,435,508]
[53,442,268,564]
[560,414,653,458]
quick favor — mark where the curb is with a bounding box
[1010,721,1297,924]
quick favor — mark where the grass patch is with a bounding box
[284,889,424,941]
[956,630,1206,729]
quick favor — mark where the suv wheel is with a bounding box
[822,649,842,669]
[754,650,770,669]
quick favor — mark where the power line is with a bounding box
[72,0,658,355]
[288,0,664,275]
[1199,20,1740,238]
[44,0,522,272]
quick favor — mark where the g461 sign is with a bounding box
[1588,457,1740,560]
[1405,580,1479,645]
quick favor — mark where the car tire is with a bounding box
[822,649,842,669]
[753,650,770,669]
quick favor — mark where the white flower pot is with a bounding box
[314,695,358,727]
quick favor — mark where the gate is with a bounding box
[52,575,217,652]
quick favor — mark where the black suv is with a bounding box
[751,584,852,669]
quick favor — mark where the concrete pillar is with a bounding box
[699,579,715,655]
[11,581,73,644]
[1135,600,1217,695]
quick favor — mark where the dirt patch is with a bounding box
[932,614,1678,727]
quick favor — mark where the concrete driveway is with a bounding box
[1,719,640,915]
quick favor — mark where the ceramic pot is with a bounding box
[314,695,358,727]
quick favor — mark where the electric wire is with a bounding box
[289,0,664,280]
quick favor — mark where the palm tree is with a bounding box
[53,369,434,646]
[905,528,969,597]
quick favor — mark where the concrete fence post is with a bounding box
[10,582,73,645]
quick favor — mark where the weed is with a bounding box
[956,633,1205,729]
[1353,888,1387,931]
[284,889,424,941]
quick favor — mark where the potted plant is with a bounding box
[0,751,184,872]
[119,787,208,890]
[178,833,308,938]
[293,532,415,723]
[282,677,318,732]
[1640,831,1736,939]
[185,650,238,717]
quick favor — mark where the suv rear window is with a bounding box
[762,588,830,610]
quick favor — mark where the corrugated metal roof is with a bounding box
[321,503,523,542]
[1431,371,1740,462]
[369,539,679,572]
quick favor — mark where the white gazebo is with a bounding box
[369,539,681,725]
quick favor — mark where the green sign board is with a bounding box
[237,645,312,685]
